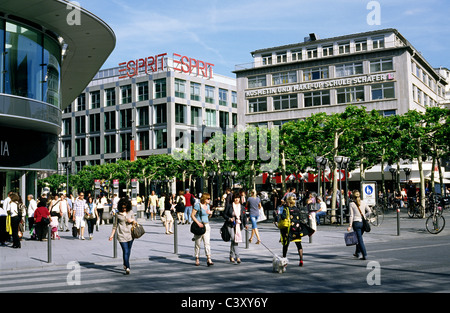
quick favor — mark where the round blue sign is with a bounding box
[365,185,374,195]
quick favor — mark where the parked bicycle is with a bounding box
[368,204,384,226]
[407,197,424,218]
[425,199,445,234]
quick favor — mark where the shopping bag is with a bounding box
[257,207,267,222]
[344,231,358,246]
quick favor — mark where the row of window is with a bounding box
[411,61,445,97]
[248,58,393,88]
[412,84,439,107]
[260,36,385,65]
[248,82,395,112]
[62,129,168,157]
[62,105,238,136]
[64,79,237,113]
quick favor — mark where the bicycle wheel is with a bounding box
[426,215,445,234]
[416,204,425,219]
[369,206,384,226]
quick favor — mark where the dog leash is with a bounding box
[258,240,278,257]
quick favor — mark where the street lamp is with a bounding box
[208,171,216,204]
[335,156,350,225]
[403,167,411,183]
[389,167,397,192]
[315,156,328,197]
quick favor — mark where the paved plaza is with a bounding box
[1,210,450,295]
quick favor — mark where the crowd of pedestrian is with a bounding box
[1,186,372,274]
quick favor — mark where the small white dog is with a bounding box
[272,255,289,273]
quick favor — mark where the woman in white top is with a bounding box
[347,190,371,260]
[8,193,25,248]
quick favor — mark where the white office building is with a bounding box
[58,53,237,173]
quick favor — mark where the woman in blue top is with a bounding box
[247,190,262,244]
[191,192,213,266]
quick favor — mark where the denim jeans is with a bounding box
[184,206,193,223]
[119,240,134,269]
[352,221,367,257]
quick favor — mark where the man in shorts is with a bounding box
[73,192,88,240]
[148,190,158,221]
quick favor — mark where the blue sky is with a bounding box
[81,0,450,76]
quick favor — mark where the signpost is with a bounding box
[361,181,377,206]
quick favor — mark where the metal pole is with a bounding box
[245,228,249,249]
[396,207,400,236]
[339,166,343,226]
[113,214,117,258]
[173,215,178,254]
[47,224,52,263]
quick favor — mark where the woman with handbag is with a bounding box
[347,189,371,260]
[86,196,99,240]
[223,192,248,264]
[279,196,315,266]
[191,192,213,266]
[247,190,262,244]
[109,197,136,275]
[8,193,25,248]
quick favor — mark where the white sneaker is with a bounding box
[81,236,85,240]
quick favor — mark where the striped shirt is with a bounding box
[73,198,87,217]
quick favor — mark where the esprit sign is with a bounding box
[118,53,214,79]
[119,53,167,79]
[172,53,214,79]
[245,73,395,98]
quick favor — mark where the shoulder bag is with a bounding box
[277,206,290,229]
[191,204,206,236]
[131,222,145,239]
[356,204,371,233]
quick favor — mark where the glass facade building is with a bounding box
[0,0,115,201]
[0,18,61,107]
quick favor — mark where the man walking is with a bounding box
[59,194,70,232]
[184,189,194,224]
[73,192,87,240]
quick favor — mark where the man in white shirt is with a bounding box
[27,195,37,238]
[315,196,328,225]
[59,194,70,232]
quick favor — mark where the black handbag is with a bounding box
[220,222,231,242]
[357,204,371,233]
[191,206,206,236]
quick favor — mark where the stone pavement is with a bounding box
[1,209,441,272]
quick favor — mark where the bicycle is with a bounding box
[425,200,445,234]
[407,197,424,218]
[368,204,384,226]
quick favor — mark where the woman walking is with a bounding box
[223,192,248,264]
[162,193,174,234]
[279,196,314,266]
[8,193,25,248]
[347,189,371,260]
[109,197,136,274]
[247,190,262,244]
[86,196,98,240]
[191,192,214,266]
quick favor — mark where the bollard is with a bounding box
[173,216,178,254]
[47,224,52,263]
[396,208,400,236]
[245,228,249,249]
[113,214,117,258]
